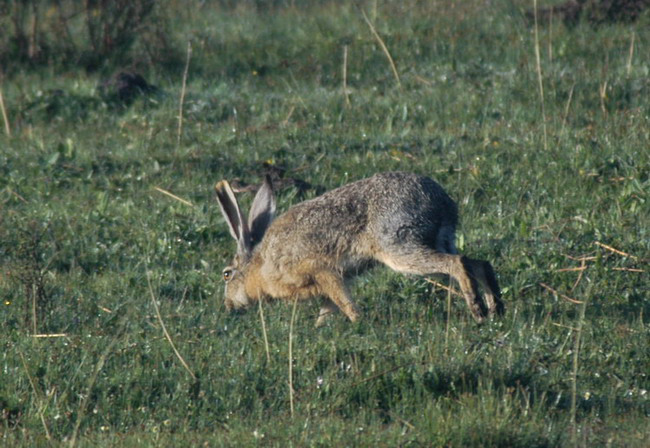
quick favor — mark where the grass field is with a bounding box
[1,1,649,446]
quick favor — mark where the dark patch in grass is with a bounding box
[0,397,23,429]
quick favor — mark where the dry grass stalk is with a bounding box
[154,186,194,207]
[599,80,608,115]
[361,10,401,89]
[551,322,578,331]
[571,260,587,292]
[29,2,38,59]
[571,259,587,292]
[570,284,590,445]
[547,6,553,63]
[424,278,462,298]
[258,295,271,363]
[627,32,635,75]
[564,254,597,262]
[414,75,433,86]
[282,105,295,127]
[54,1,76,53]
[177,40,192,147]
[31,286,38,335]
[595,241,637,259]
[19,352,51,440]
[9,188,28,202]
[540,282,584,304]
[342,44,351,106]
[69,337,119,448]
[147,272,196,380]
[445,285,452,356]
[31,333,67,338]
[288,298,299,418]
[559,265,643,274]
[560,82,575,137]
[0,83,11,137]
[557,266,587,272]
[423,278,458,357]
[612,267,644,273]
[533,0,548,151]
[391,412,416,431]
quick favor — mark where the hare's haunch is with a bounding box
[215,172,504,326]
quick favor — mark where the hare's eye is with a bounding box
[222,268,233,282]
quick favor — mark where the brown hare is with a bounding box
[215,171,504,326]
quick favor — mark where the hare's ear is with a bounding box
[248,175,276,247]
[215,180,251,254]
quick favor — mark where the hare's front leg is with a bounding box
[315,298,338,327]
[314,271,361,324]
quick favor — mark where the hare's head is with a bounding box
[215,176,275,311]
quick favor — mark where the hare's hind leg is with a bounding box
[314,271,361,324]
[464,258,504,317]
[377,249,487,322]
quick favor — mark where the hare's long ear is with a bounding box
[215,180,251,254]
[248,175,276,247]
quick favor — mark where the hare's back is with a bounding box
[365,172,458,252]
[263,172,457,257]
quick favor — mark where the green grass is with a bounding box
[1,1,649,446]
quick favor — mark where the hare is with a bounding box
[215,171,504,327]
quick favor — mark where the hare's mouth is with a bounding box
[225,293,252,311]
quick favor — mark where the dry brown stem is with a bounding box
[571,259,587,292]
[595,241,637,259]
[540,282,584,304]
[177,40,192,147]
[533,0,548,151]
[19,351,51,440]
[30,333,67,338]
[612,267,644,273]
[424,278,463,298]
[154,187,194,207]
[258,296,271,364]
[342,45,351,106]
[147,272,196,380]
[627,32,635,75]
[0,83,11,137]
[361,10,401,89]
[288,298,299,418]
[557,266,587,272]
